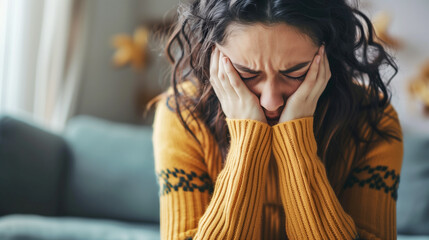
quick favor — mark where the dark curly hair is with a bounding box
[158,0,401,194]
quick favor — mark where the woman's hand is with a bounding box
[210,46,266,123]
[278,45,331,123]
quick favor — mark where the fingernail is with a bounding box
[223,57,228,65]
[321,46,325,55]
[316,55,321,64]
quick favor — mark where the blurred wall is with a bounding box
[360,0,429,133]
[75,0,180,125]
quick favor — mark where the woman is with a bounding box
[152,0,402,239]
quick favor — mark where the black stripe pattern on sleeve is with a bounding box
[343,165,400,201]
[157,168,214,196]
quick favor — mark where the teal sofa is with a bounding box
[0,114,160,240]
[0,113,428,240]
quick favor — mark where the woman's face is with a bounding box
[217,23,319,120]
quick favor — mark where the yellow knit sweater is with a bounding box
[153,84,403,240]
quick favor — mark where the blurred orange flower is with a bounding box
[111,27,149,70]
[409,60,429,115]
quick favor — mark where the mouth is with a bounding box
[266,117,280,126]
[265,109,283,126]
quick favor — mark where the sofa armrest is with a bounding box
[397,126,429,235]
[63,116,159,223]
[0,114,70,216]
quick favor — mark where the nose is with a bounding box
[259,81,284,113]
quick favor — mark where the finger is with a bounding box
[218,51,225,83]
[310,45,331,101]
[309,45,327,100]
[320,46,331,89]
[294,51,321,99]
[318,45,326,81]
[223,57,249,98]
[218,52,238,98]
[210,46,219,78]
[320,45,330,84]
[210,47,224,99]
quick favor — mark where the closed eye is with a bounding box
[283,67,310,81]
[241,76,257,81]
[238,73,258,81]
[284,73,307,81]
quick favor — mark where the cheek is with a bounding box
[278,82,302,98]
[288,81,303,95]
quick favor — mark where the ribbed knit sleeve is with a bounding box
[339,105,403,240]
[153,97,272,240]
[195,119,272,239]
[272,104,403,240]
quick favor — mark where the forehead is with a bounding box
[219,23,318,69]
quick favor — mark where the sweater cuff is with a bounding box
[272,117,318,163]
[226,118,272,161]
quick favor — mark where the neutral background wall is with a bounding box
[75,0,180,125]
[360,0,429,134]
[74,0,429,130]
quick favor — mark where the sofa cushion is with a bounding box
[398,236,429,240]
[63,116,159,223]
[0,214,159,240]
[0,115,69,216]
[397,126,429,235]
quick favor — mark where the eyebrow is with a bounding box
[232,64,261,74]
[232,61,311,75]
[279,61,311,74]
